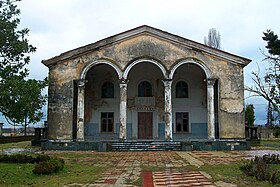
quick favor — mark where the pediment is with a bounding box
[42,25,251,67]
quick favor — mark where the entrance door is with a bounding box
[138,112,153,139]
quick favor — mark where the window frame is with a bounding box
[175,80,189,98]
[175,112,190,133]
[100,112,114,133]
[138,81,153,97]
[101,81,114,99]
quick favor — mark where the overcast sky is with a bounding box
[7,0,279,126]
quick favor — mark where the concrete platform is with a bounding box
[41,139,250,151]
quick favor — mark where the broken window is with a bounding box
[101,112,114,132]
[175,112,189,132]
[138,81,152,97]
[102,81,114,98]
[176,81,188,98]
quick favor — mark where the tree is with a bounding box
[0,0,47,135]
[245,30,280,118]
[204,28,221,49]
[245,104,255,127]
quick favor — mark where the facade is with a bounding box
[42,26,251,150]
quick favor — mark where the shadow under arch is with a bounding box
[80,59,123,79]
[123,58,168,79]
[169,58,212,79]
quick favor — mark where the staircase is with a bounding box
[111,141,182,151]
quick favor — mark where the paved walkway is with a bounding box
[63,151,245,187]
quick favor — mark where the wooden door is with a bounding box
[138,112,153,139]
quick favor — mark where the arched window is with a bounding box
[101,81,114,98]
[138,81,152,97]
[176,81,188,98]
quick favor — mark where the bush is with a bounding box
[270,170,280,185]
[0,154,64,175]
[0,154,35,163]
[253,157,269,181]
[240,154,280,184]
[262,154,280,164]
[34,154,51,163]
[33,157,64,175]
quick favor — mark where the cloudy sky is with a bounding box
[4,0,278,126]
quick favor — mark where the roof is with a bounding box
[42,25,252,67]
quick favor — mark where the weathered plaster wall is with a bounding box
[47,33,246,140]
[47,60,80,140]
[172,63,208,139]
[84,64,120,140]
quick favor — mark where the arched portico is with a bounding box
[76,60,122,141]
[80,60,123,80]
[170,58,216,140]
[169,58,212,79]
[123,58,168,79]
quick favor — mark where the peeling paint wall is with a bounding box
[47,60,79,140]
[47,33,247,140]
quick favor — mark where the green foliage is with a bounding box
[245,104,255,127]
[263,30,280,56]
[246,30,280,117]
[240,154,280,184]
[272,125,280,138]
[270,170,280,185]
[33,157,64,175]
[0,153,64,175]
[0,154,51,164]
[0,0,47,132]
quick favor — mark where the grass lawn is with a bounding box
[253,138,280,150]
[0,141,32,150]
[200,163,279,187]
[1,141,280,186]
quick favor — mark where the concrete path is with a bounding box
[63,151,246,187]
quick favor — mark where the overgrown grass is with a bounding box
[200,163,280,187]
[0,154,106,186]
[254,139,280,150]
[0,141,32,150]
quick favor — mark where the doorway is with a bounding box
[138,112,153,139]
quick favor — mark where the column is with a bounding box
[207,79,216,140]
[76,79,86,141]
[163,79,173,141]
[119,78,128,140]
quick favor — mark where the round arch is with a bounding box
[80,60,122,79]
[169,58,212,79]
[123,58,168,79]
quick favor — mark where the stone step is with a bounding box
[111,141,182,151]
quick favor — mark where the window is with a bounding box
[176,81,188,98]
[175,112,189,132]
[102,81,114,98]
[101,112,114,132]
[138,81,152,97]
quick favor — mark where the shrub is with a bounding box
[33,157,64,175]
[0,154,35,163]
[262,154,280,164]
[270,170,280,185]
[34,154,51,163]
[253,157,269,181]
[240,154,280,184]
[240,160,255,176]
[0,154,64,175]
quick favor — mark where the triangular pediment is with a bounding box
[42,25,251,66]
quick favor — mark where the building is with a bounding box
[42,25,251,151]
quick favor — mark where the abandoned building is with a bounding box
[42,25,251,151]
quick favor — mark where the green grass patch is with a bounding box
[0,141,32,150]
[0,156,106,186]
[255,139,280,150]
[200,163,278,187]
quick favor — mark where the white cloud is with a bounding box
[12,0,280,125]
